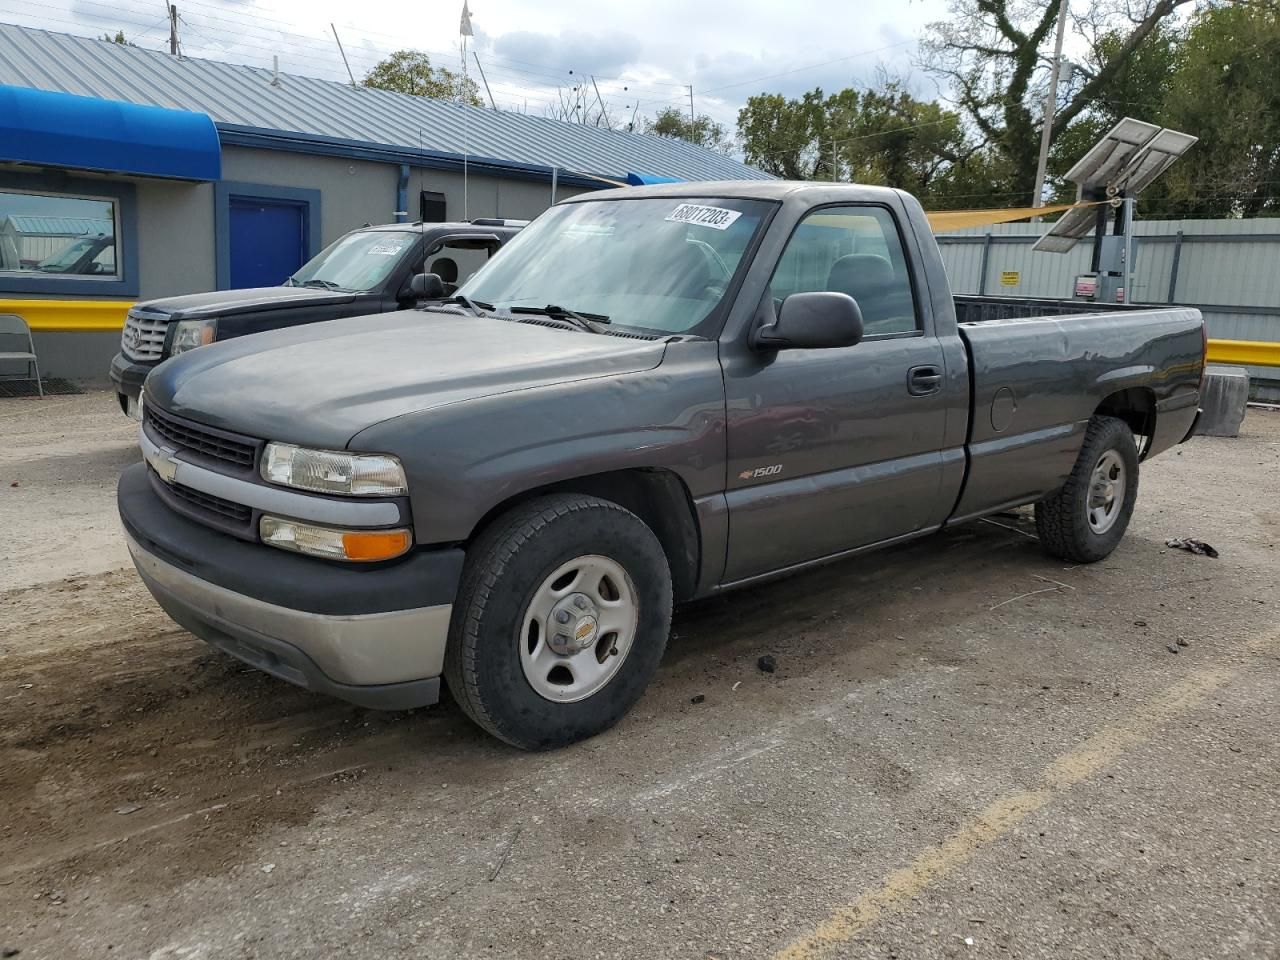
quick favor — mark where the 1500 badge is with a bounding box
[738,464,783,480]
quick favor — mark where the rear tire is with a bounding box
[444,494,673,750]
[1035,415,1139,563]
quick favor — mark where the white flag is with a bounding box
[459,1,474,37]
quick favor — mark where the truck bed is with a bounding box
[953,294,1134,323]
[946,301,1205,523]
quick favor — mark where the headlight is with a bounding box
[170,318,217,355]
[261,442,407,497]
[260,516,412,562]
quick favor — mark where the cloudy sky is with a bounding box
[3,0,951,128]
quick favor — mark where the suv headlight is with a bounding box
[261,442,408,497]
[170,318,217,355]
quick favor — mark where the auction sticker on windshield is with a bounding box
[368,239,410,256]
[665,203,742,231]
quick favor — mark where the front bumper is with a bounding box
[119,462,464,710]
[109,352,154,418]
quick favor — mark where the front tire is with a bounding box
[444,494,673,750]
[1035,415,1139,563]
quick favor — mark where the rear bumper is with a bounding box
[109,352,153,416]
[119,462,464,709]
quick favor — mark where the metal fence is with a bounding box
[936,218,1280,388]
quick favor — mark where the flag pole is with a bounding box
[459,1,474,220]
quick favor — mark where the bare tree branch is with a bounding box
[1054,0,1197,132]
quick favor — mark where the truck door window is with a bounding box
[770,206,919,336]
[429,241,493,291]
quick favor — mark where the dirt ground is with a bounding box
[2,390,1278,960]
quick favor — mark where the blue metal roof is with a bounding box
[0,84,221,180]
[0,23,771,186]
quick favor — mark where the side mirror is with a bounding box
[401,272,446,301]
[755,291,864,351]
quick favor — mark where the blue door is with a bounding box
[228,197,308,288]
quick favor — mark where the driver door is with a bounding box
[720,204,951,583]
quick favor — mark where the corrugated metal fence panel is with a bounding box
[938,217,1280,313]
[986,241,1092,298]
[938,217,1280,385]
[937,240,983,293]
[1177,239,1280,308]
[1202,310,1280,342]
[1132,238,1174,305]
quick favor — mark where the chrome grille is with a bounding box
[121,310,168,361]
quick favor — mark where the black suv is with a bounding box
[109,219,524,417]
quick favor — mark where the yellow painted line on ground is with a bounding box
[0,298,134,332]
[1207,338,1280,368]
[774,634,1276,960]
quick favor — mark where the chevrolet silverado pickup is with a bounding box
[117,182,1205,750]
[108,219,524,417]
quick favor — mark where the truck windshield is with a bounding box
[288,231,417,292]
[458,197,772,335]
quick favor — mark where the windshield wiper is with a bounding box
[299,279,343,290]
[509,304,611,334]
[437,294,494,316]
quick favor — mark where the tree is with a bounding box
[546,86,613,127]
[1156,2,1280,217]
[101,30,134,46]
[362,50,483,107]
[736,81,970,204]
[1056,2,1280,217]
[738,89,830,179]
[920,0,1199,202]
[644,107,733,154]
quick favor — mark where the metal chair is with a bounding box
[0,313,43,397]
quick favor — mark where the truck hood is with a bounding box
[136,286,359,321]
[146,311,668,449]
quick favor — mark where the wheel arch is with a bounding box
[464,468,702,602]
[1094,387,1157,458]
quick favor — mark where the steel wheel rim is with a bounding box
[519,554,639,703]
[1087,449,1126,534]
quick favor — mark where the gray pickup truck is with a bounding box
[117,182,1205,750]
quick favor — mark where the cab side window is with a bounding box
[770,205,919,336]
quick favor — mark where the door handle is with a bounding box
[907,365,943,396]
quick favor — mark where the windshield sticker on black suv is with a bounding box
[368,239,409,256]
[665,203,742,231]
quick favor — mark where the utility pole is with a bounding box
[331,23,356,87]
[688,85,695,135]
[167,3,179,56]
[1032,0,1069,219]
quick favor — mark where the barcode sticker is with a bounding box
[664,203,742,231]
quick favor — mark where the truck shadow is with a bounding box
[0,512,1055,890]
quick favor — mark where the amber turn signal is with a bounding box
[341,529,412,562]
